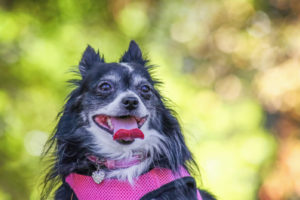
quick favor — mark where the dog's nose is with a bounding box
[122,96,139,110]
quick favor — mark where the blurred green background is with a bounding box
[1,0,300,199]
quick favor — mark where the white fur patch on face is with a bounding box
[119,63,133,72]
[100,74,121,83]
[132,75,148,86]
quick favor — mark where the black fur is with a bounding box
[120,40,148,65]
[41,40,216,200]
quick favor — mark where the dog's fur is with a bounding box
[41,41,216,200]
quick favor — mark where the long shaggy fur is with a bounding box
[41,40,215,200]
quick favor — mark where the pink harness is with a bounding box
[66,167,203,200]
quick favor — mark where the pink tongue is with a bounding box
[111,117,138,133]
[111,117,143,141]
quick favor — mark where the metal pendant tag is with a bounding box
[92,170,105,184]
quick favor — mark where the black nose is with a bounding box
[122,96,139,110]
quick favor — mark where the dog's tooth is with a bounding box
[107,118,113,129]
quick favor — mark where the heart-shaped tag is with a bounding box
[92,170,105,184]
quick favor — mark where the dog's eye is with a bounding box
[141,85,150,93]
[98,82,112,91]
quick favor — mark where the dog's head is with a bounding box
[45,41,194,184]
[79,41,163,156]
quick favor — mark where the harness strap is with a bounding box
[66,167,202,200]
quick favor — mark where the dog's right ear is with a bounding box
[79,45,105,77]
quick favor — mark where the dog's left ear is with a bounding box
[120,40,148,65]
[79,45,105,77]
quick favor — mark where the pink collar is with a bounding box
[87,151,147,170]
[66,167,203,200]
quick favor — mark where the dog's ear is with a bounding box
[79,45,105,77]
[120,40,148,65]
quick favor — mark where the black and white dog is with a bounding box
[42,41,216,200]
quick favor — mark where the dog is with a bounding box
[41,40,216,200]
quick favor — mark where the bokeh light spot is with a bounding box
[24,130,48,156]
[117,3,149,37]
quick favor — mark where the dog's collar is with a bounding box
[86,151,148,170]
